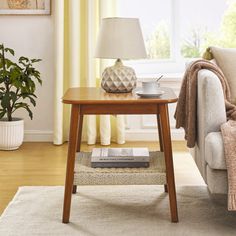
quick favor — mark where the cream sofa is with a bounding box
[191,69,228,194]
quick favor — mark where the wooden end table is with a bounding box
[62,87,178,223]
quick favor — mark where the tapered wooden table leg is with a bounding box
[159,104,178,223]
[157,114,168,193]
[62,105,81,223]
[72,185,77,194]
[164,184,168,193]
[157,114,163,152]
[72,114,84,194]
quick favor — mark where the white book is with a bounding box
[91,148,149,163]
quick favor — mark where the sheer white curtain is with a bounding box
[53,0,125,145]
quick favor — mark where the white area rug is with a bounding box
[0,186,236,236]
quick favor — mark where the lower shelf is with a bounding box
[74,151,167,185]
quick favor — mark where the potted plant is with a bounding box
[0,44,42,150]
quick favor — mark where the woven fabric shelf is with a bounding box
[74,151,167,185]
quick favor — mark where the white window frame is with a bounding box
[117,0,186,77]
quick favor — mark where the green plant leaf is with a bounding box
[12,80,22,89]
[9,91,17,102]
[5,48,15,56]
[28,96,36,106]
[31,59,42,63]
[1,93,11,110]
[5,59,14,69]
[19,56,29,63]
[14,102,26,108]
[25,106,33,120]
[37,78,42,85]
[29,80,35,92]
[0,111,6,119]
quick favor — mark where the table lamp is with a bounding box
[95,17,147,93]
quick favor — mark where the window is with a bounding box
[117,0,172,60]
[117,0,236,76]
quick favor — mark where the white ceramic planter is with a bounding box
[0,118,24,150]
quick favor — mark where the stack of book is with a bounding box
[91,148,150,168]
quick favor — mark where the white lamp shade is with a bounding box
[95,17,147,59]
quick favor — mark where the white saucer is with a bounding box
[136,90,164,98]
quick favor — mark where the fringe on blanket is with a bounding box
[228,194,236,211]
[221,120,236,211]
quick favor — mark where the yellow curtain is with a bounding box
[53,0,125,145]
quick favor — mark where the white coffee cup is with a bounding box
[141,81,160,94]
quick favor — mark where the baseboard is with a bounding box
[125,129,184,141]
[23,129,184,142]
[24,130,53,142]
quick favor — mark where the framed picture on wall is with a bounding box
[0,0,51,15]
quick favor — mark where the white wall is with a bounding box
[0,5,54,141]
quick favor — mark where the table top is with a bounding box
[62,87,177,105]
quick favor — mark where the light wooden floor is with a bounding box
[0,141,205,215]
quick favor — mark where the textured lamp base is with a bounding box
[101,59,137,93]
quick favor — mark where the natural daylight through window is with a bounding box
[117,0,236,76]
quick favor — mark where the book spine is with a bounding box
[91,162,150,168]
[91,156,149,162]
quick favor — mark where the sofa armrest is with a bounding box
[197,69,227,140]
[192,69,227,181]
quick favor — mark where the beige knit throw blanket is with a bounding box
[221,120,236,210]
[175,59,236,147]
[174,59,236,210]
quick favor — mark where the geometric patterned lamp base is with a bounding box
[101,59,137,93]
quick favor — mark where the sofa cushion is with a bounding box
[205,132,226,170]
[210,46,236,104]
